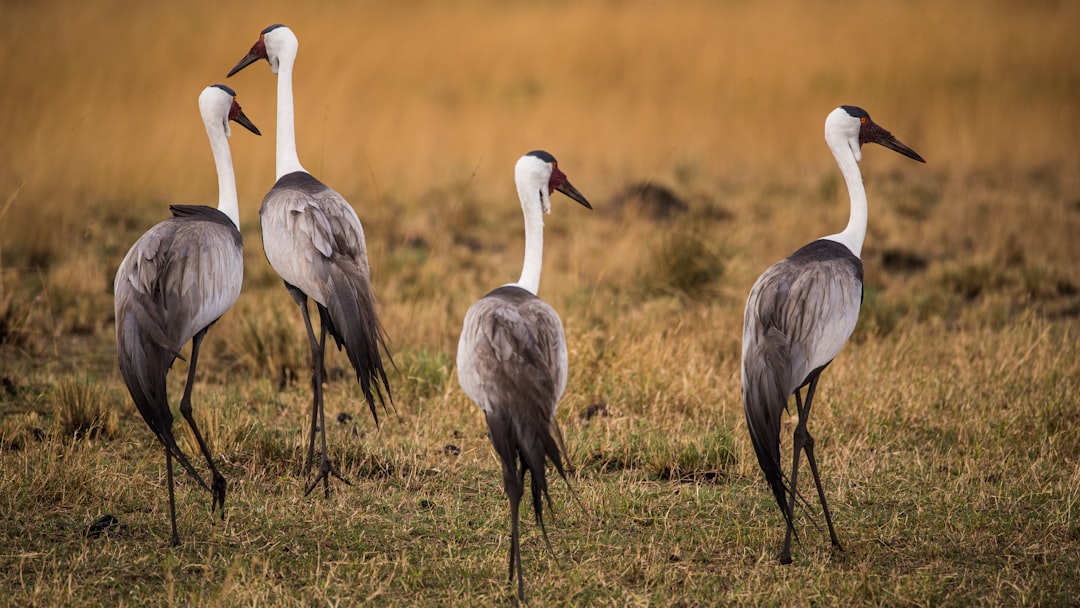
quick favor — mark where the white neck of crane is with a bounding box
[203,103,240,229]
[821,132,868,258]
[511,182,547,295]
[274,50,307,180]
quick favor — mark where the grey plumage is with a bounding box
[457,151,591,603]
[114,85,258,545]
[260,171,391,418]
[741,106,924,564]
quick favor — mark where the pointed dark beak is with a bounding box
[556,179,592,209]
[227,40,266,78]
[227,99,260,136]
[877,132,925,163]
[232,109,261,136]
[863,120,926,163]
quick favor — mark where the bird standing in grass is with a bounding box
[114,84,260,545]
[741,105,925,563]
[457,150,591,603]
[227,24,393,497]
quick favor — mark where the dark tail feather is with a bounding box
[743,327,794,531]
[323,261,394,425]
[488,406,573,561]
[485,403,575,601]
[486,409,527,600]
[116,313,209,492]
[523,427,559,561]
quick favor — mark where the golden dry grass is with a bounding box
[2,0,1080,605]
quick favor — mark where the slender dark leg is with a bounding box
[506,460,525,604]
[178,328,227,518]
[288,285,350,498]
[800,376,843,551]
[166,447,180,547]
[286,286,321,477]
[304,316,351,497]
[779,386,805,565]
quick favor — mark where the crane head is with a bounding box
[202,84,261,137]
[833,105,925,164]
[227,98,261,137]
[517,150,592,214]
[227,24,293,77]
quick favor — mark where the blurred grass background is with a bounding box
[2,0,1077,209]
[1,0,1079,605]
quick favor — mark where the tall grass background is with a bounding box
[1,0,1079,605]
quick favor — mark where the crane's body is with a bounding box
[114,84,259,545]
[228,24,391,497]
[741,105,924,564]
[457,150,590,602]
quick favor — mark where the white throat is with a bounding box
[822,121,868,258]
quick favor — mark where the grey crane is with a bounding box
[457,151,591,603]
[741,105,924,564]
[114,84,260,545]
[227,24,392,497]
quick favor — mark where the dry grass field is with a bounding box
[2,0,1079,605]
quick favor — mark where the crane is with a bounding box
[227,24,393,497]
[741,105,924,564]
[457,150,591,603]
[114,84,260,545]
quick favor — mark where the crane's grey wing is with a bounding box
[261,172,392,415]
[164,208,245,337]
[743,240,863,395]
[311,185,368,265]
[114,213,242,456]
[457,287,567,421]
[115,222,181,438]
[787,258,862,384]
[260,172,368,305]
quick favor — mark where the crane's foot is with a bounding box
[211,474,228,520]
[777,535,794,565]
[303,455,352,498]
[830,539,846,562]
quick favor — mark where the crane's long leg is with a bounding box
[165,446,180,547]
[288,288,351,498]
[507,459,525,603]
[304,316,352,497]
[287,286,321,477]
[178,328,228,517]
[800,375,843,551]
[779,385,806,565]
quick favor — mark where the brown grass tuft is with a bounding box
[55,377,118,440]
